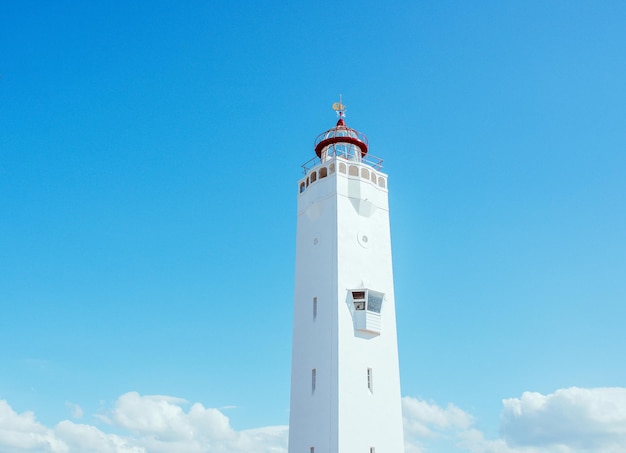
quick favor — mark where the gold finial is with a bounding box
[332,94,346,118]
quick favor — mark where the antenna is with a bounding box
[332,94,346,119]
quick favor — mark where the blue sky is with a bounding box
[1,1,625,452]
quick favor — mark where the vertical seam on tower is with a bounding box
[330,162,338,452]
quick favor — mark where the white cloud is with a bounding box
[0,400,67,452]
[65,402,83,420]
[55,421,143,453]
[403,387,626,453]
[2,387,625,453]
[107,392,287,453]
[102,392,288,453]
[0,394,287,453]
[403,396,473,438]
[500,387,626,452]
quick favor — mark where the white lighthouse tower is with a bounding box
[288,101,405,453]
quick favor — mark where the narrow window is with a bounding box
[306,176,309,187]
[370,448,375,453]
[352,290,366,310]
[312,369,316,392]
[349,165,359,176]
[313,297,317,319]
[361,168,370,179]
[371,172,377,183]
[339,163,347,174]
[310,448,315,453]
[367,368,373,393]
[310,171,317,183]
[330,163,335,174]
[319,167,328,179]
[378,176,386,188]
[299,182,305,193]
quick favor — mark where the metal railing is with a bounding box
[301,144,384,174]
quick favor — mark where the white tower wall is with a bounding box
[289,153,404,453]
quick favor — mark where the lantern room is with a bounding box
[314,101,369,161]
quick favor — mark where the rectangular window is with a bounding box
[367,368,373,393]
[352,290,366,311]
[313,297,317,319]
[312,369,316,393]
[367,291,383,313]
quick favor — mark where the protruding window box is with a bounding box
[354,310,381,334]
[349,289,383,335]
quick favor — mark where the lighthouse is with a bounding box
[288,101,405,453]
